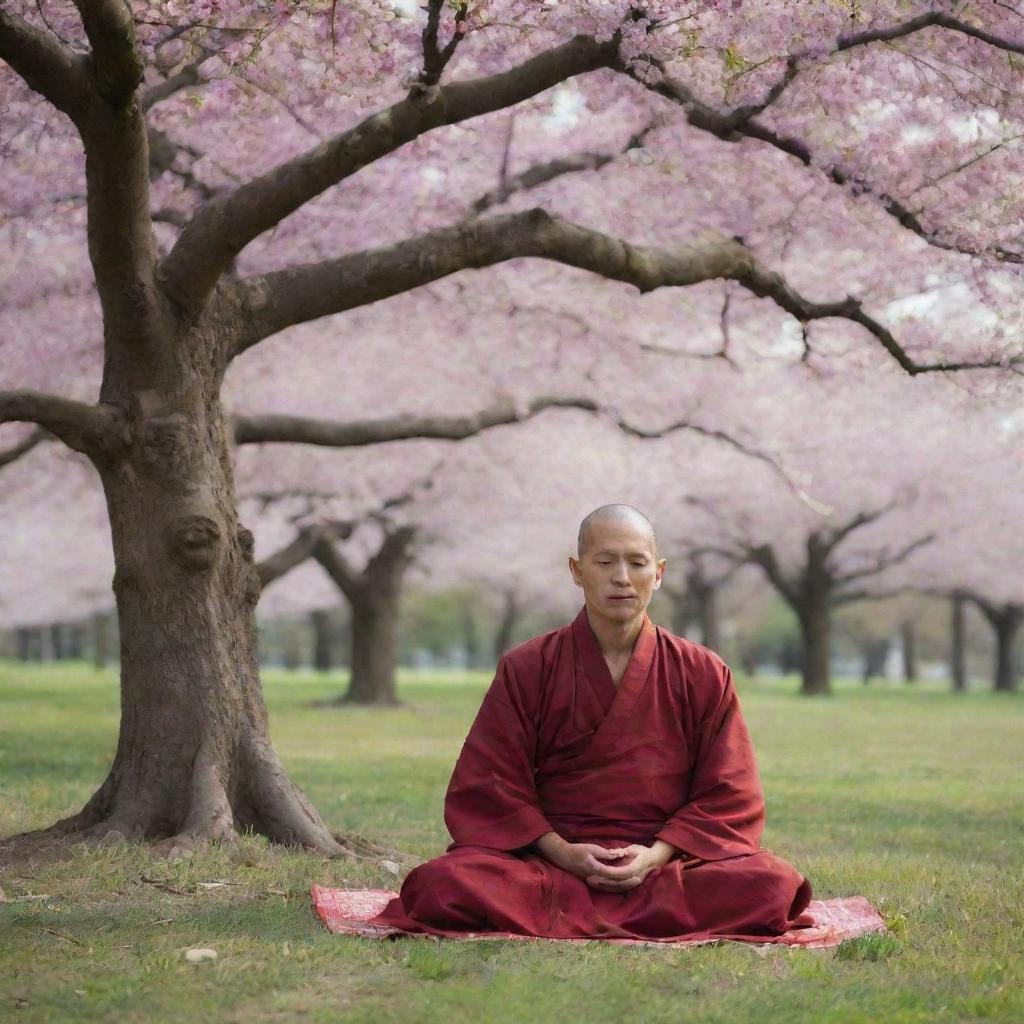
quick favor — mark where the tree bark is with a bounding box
[314,527,415,706]
[311,609,333,673]
[282,627,303,671]
[461,595,482,669]
[797,601,832,696]
[50,623,66,661]
[59,391,349,856]
[861,638,890,684]
[991,606,1022,694]
[739,644,758,677]
[797,536,833,696]
[346,591,402,705]
[667,587,693,640]
[951,591,967,693]
[688,571,722,653]
[901,621,918,683]
[493,589,522,662]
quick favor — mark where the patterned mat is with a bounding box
[311,885,887,950]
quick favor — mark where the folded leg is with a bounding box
[372,846,811,942]
[613,851,812,939]
[372,845,605,938]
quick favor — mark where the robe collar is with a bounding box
[571,606,657,752]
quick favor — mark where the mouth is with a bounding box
[607,595,635,602]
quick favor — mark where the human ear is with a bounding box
[568,556,583,587]
[653,558,666,589]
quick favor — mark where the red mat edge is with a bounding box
[310,884,888,950]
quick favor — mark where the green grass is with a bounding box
[1,662,1022,1024]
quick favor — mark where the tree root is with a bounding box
[240,738,354,857]
[2,742,407,865]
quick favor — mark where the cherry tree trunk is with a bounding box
[50,623,66,660]
[992,607,1022,694]
[861,638,890,684]
[30,339,349,857]
[739,647,758,677]
[901,622,917,683]
[797,601,832,696]
[16,628,32,662]
[684,569,721,653]
[668,588,693,640]
[345,592,402,705]
[282,627,303,670]
[950,592,967,693]
[311,609,333,673]
[794,539,834,696]
[697,585,721,654]
[314,528,411,705]
[461,597,482,668]
[493,590,522,661]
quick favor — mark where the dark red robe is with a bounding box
[372,608,812,941]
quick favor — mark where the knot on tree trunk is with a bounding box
[236,526,256,559]
[166,514,223,571]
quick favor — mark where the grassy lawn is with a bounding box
[1,662,1022,1024]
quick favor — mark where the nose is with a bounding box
[611,561,630,585]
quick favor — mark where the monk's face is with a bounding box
[569,518,665,625]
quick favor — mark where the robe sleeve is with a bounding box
[655,660,766,861]
[443,654,554,851]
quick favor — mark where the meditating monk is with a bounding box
[371,504,812,941]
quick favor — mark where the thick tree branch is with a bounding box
[834,533,935,590]
[0,391,125,460]
[0,427,51,469]
[233,208,1013,375]
[34,5,164,355]
[0,10,91,122]
[418,0,468,90]
[158,34,620,315]
[745,544,800,608]
[257,522,351,588]
[961,590,1023,626]
[311,538,364,602]
[73,0,144,106]
[822,506,893,551]
[70,52,161,356]
[233,395,599,448]
[366,524,417,579]
[230,210,763,350]
[142,54,208,109]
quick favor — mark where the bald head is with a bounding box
[577,504,657,559]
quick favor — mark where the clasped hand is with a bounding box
[536,834,677,892]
